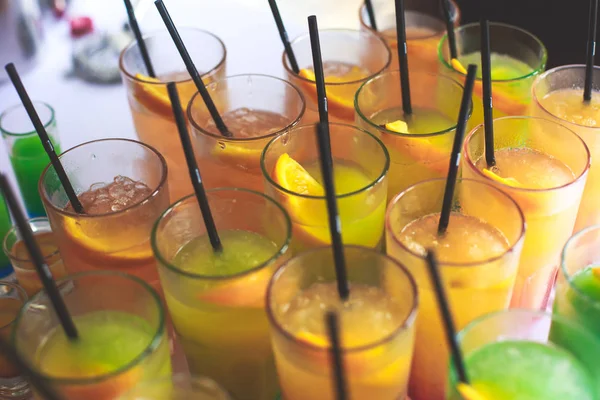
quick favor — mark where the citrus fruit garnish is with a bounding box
[451,59,468,74]
[457,383,489,400]
[132,73,174,118]
[298,66,368,120]
[385,120,409,133]
[482,168,523,188]
[592,266,600,280]
[211,142,263,169]
[297,331,329,347]
[274,153,324,196]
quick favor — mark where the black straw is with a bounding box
[316,122,349,301]
[124,0,155,77]
[4,63,85,214]
[0,336,64,400]
[268,0,300,74]
[0,175,78,340]
[394,0,412,115]
[480,19,495,167]
[442,0,458,60]
[154,0,232,137]
[308,16,329,125]
[365,0,378,31]
[584,0,599,101]
[425,251,469,384]
[325,311,349,400]
[438,64,477,235]
[167,83,222,252]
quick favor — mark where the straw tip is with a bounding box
[308,15,317,23]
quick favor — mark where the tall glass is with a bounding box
[355,70,468,198]
[531,65,600,231]
[0,102,60,218]
[267,246,418,400]
[447,310,600,399]
[13,272,171,399]
[120,28,226,202]
[39,139,170,290]
[119,374,231,400]
[261,123,389,251]
[554,225,600,337]
[359,0,460,73]
[463,117,590,310]
[386,178,525,400]
[283,29,390,123]
[188,74,305,191]
[438,22,547,126]
[3,217,66,296]
[0,282,28,399]
[152,188,291,400]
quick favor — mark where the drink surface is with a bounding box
[204,108,289,139]
[454,340,595,400]
[67,176,153,214]
[555,266,600,335]
[458,52,534,80]
[380,11,445,40]
[11,232,59,265]
[539,88,600,127]
[371,107,455,135]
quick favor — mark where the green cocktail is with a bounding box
[0,102,61,217]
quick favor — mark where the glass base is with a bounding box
[0,376,30,399]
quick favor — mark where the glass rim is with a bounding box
[187,73,307,141]
[532,64,600,129]
[0,102,55,137]
[3,217,60,263]
[386,177,526,267]
[560,224,600,311]
[121,373,231,399]
[260,122,390,200]
[151,187,292,280]
[39,138,168,219]
[437,21,548,83]
[266,244,419,353]
[354,69,470,137]
[463,116,591,193]
[118,27,227,85]
[282,28,392,86]
[0,282,27,330]
[12,271,166,385]
[357,0,461,41]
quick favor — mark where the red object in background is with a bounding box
[70,17,94,37]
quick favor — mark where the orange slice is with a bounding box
[274,153,324,196]
[451,59,467,74]
[210,142,263,170]
[132,74,174,119]
[592,266,600,280]
[196,267,272,308]
[298,67,367,120]
[481,168,523,188]
[457,383,489,400]
[297,331,329,347]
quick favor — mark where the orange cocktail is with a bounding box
[0,282,28,398]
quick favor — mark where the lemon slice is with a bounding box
[451,59,468,74]
[457,383,489,400]
[297,331,329,347]
[385,120,409,134]
[482,168,523,188]
[132,73,173,118]
[211,142,263,168]
[274,153,324,196]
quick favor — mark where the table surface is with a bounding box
[0,0,362,205]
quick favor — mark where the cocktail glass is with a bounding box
[447,310,600,399]
[386,178,525,400]
[261,123,389,251]
[119,374,231,399]
[3,217,66,297]
[355,70,468,198]
[358,0,460,74]
[39,138,170,290]
[152,188,291,400]
[531,65,600,231]
[0,282,28,399]
[267,245,418,400]
[187,74,305,191]
[463,116,590,309]
[0,102,60,218]
[438,22,547,126]
[119,28,226,202]
[283,29,390,123]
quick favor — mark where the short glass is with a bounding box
[152,188,291,400]
[39,138,170,290]
[0,102,61,218]
[283,29,390,123]
[359,0,460,73]
[438,22,547,126]
[3,217,66,297]
[386,178,525,400]
[463,117,590,309]
[447,310,600,399]
[13,271,171,399]
[554,225,600,337]
[0,282,28,399]
[187,74,305,191]
[531,65,600,232]
[355,70,468,198]
[261,123,389,251]
[119,374,231,400]
[119,28,226,202]
[267,245,418,400]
